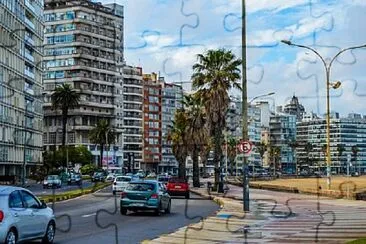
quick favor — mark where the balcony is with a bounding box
[25,36,34,46]
[24,52,34,62]
[24,87,34,96]
[24,69,35,79]
[25,0,36,15]
[24,16,35,30]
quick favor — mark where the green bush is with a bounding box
[80,163,97,175]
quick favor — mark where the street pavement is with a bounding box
[147,183,366,243]
[47,186,219,244]
[27,180,93,195]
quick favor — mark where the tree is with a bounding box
[169,109,189,179]
[227,137,238,175]
[352,145,360,174]
[269,146,281,176]
[192,48,242,189]
[304,143,314,168]
[200,136,213,177]
[51,84,80,148]
[89,119,116,168]
[184,93,207,187]
[68,146,93,166]
[337,144,345,173]
[288,140,299,174]
[256,141,268,168]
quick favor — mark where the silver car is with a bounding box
[0,186,56,244]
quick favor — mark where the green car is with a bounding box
[120,180,171,216]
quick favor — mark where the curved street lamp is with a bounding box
[281,40,366,189]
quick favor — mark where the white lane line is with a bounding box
[82,213,97,218]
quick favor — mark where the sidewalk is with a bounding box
[144,184,366,244]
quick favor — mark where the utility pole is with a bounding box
[242,0,250,212]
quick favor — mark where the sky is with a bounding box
[101,0,366,117]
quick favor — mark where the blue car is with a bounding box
[120,180,171,216]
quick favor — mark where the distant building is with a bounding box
[160,82,183,174]
[296,113,366,174]
[142,73,162,172]
[284,95,305,121]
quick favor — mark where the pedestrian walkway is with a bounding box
[144,184,366,243]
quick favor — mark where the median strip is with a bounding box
[38,182,111,203]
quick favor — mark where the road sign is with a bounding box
[237,141,253,155]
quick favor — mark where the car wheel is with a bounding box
[120,207,127,215]
[165,200,171,214]
[185,192,190,199]
[155,203,162,216]
[5,228,17,244]
[42,222,55,244]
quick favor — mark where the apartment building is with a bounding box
[122,65,143,172]
[296,113,366,174]
[42,0,124,167]
[0,0,44,177]
[142,73,162,172]
[160,81,183,174]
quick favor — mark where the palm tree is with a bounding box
[256,141,267,168]
[352,145,360,175]
[227,137,238,175]
[89,119,116,168]
[51,83,80,147]
[169,109,189,179]
[184,93,207,187]
[269,146,281,176]
[337,144,345,174]
[192,48,242,189]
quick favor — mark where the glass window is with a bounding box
[21,191,40,208]
[126,183,155,191]
[8,191,24,208]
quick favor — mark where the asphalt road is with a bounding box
[47,186,219,244]
[27,180,94,195]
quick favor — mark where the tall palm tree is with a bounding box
[192,48,242,188]
[184,93,207,187]
[352,145,360,174]
[51,83,80,147]
[337,144,345,174]
[256,141,267,168]
[89,119,116,168]
[269,146,281,176]
[227,136,239,175]
[169,109,189,179]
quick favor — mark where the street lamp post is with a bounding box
[281,40,366,189]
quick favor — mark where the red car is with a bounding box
[166,177,190,199]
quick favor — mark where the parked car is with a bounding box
[43,175,62,189]
[106,173,116,182]
[120,180,171,216]
[67,173,82,186]
[92,172,106,182]
[166,177,190,199]
[0,186,56,244]
[112,176,132,195]
[157,175,170,186]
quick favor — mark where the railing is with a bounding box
[25,0,36,15]
[24,69,35,79]
[24,16,35,30]
[25,36,34,46]
[24,87,34,95]
[24,52,34,62]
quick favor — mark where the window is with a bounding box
[9,191,23,208]
[21,191,40,208]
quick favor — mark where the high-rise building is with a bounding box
[284,95,305,121]
[0,0,44,177]
[43,0,124,167]
[122,65,143,172]
[142,73,162,172]
[269,113,297,173]
[160,81,183,174]
[296,113,366,174]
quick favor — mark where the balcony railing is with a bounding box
[24,52,34,62]
[24,69,35,79]
[25,36,34,46]
[24,87,34,95]
[25,0,36,15]
[24,16,35,30]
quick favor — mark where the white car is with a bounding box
[0,186,56,244]
[112,176,132,195]
[106,173,116,182]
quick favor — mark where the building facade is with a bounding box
[142,73,162,172]
[0,0,44,177]
[283,95,305,121]
[43,0,124,168]
[296,114,366,174]
[269,113,297,173]
[122,65,143,172]
[160,81,183,174]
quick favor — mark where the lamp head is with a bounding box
[330,81,341,89]
[281,40,292,45]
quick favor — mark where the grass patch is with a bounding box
[82,175,91,180]
[38,182,111,203]
[347,238,366,244]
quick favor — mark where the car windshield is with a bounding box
[116,177,131,182]
[126,183,155,191]
[46,175,58,180]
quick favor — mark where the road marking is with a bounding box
[82,213,97,218]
